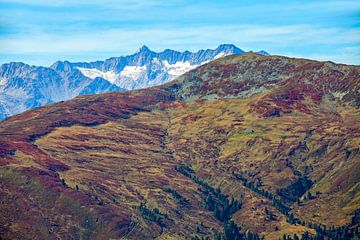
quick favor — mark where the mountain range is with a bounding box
[0,44,269,120]
[0,53,359,239]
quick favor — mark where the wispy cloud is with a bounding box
[0,0,176,8]
[0,0,359,65]
[1,24,357,52]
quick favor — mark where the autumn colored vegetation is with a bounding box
[0,53,359,239]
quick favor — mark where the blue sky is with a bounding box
[0,0,359,66]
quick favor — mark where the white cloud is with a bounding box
[1,1,358,65]
[0,0,175,9]
[0,24,358,53]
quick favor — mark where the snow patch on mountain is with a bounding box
[162,60,198,76]
[119,65,147,80]
[78,65,148,88]
[0,77,6,86]
[77,67,117,84]
[78,59,198,89]
[214,52,226,59]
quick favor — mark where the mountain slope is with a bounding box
[0,44,268,121]
[0,53,359,240]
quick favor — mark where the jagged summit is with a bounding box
[138,45,152,53]
[216,43,244,53]
[50,60,74,72]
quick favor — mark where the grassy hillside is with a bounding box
[0,53,359,239]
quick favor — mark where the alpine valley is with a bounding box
[0,52,359,240]
[0,44,268,120]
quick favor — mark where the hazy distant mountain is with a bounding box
[0,44,269,120]
[0,62,124,120]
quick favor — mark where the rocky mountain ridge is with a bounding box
[0,44,268,120]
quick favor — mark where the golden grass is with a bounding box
[34,110,222,239]
[167,95,360,234]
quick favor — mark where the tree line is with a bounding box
[232,172,360,240]
[175,164,260,240]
